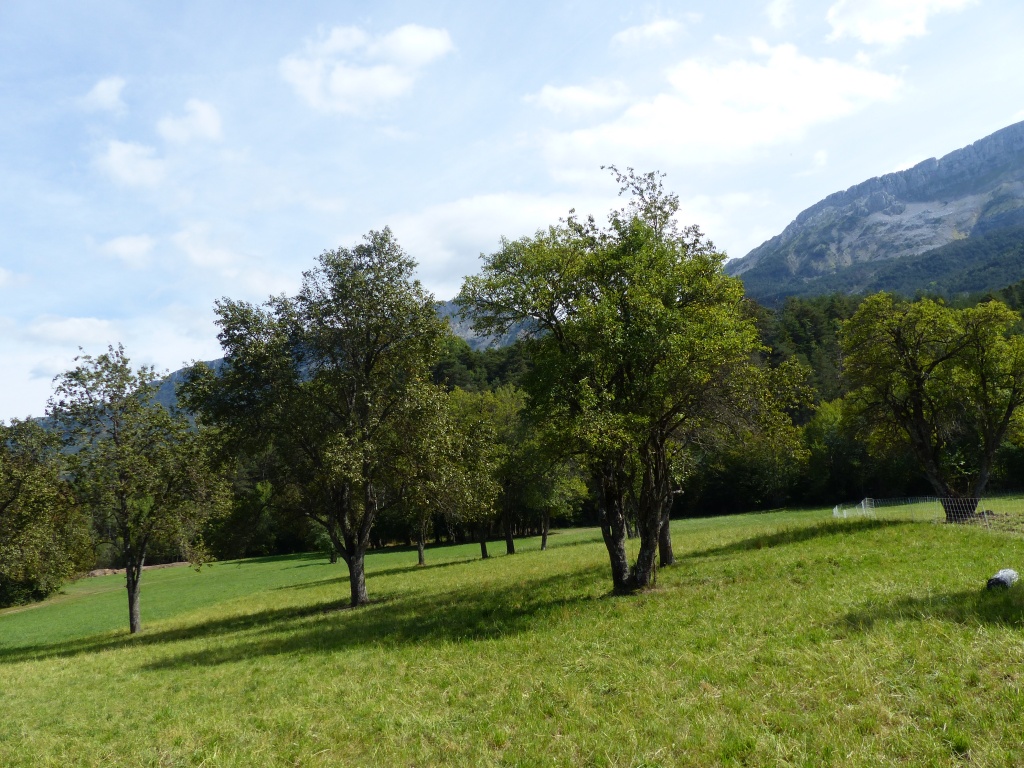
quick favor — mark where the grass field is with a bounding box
[4,508,1024,766]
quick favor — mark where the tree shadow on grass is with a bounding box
[272,557,480,590]
[685,519,911,560]
[840,586,1024,632]
[0,562,607,667]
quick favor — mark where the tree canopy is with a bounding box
[459,169,772,591]
[48,345,226,632]
[0,418,91,607]
[841,294,1024,520]
[182,228,451,606]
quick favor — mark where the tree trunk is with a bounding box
[504,518,516,555]
[329,548,338,564]
[347,549,369,606]
[479,524,490,560]
[658,507,675,567]
[417,526,426,566]
[125,558,143,634]
[941,496,980,524]
[597,467,632,592]
[541,512,549,551]
[630,528,659,589]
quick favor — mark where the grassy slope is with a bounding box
[3,511,1024,767]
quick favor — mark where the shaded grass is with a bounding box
[3,510,1024,766]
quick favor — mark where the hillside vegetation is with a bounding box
[4,511,1024,766]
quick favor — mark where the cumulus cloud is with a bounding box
[765,0,795,29]
[101,235,155,268]
[525,81,628,116]
[541,40,902,175]
[797,149,830,176]
[157,99,222,142]
[172,226,238,271]
[611,19,688,47]
[384,192,614,298]
[280,24,454,115]
[827,0,978,46]
[81,76,126,112]
[27,316,116,345]
[96,140,165,187]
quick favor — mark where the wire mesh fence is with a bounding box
[832,494,1024,534]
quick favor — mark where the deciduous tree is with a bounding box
[182,229,449,606]
[49,345,226,633]
[0,419,91,606]
[459,169,766,592]
[841,294,1024,521]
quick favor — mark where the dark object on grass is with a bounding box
[986,569,1019,590]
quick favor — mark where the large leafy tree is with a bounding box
[48,345,226,633]
[0,419,92,606]
[182,229,449,606]
[459,169,765,592]
[841,293,1024,520]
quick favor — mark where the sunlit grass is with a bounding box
[3,509,1024,766]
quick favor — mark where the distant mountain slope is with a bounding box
[746,224,1024,304]
[727,121,1024,302]
[436,300,524,350]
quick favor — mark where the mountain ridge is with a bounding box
[727,120,1024,301]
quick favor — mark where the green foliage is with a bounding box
[182,228,451,605]
[460,167,777,588]
[431,336,531,392]
[841,294,1024,504]
[48,344,228,631]
[0,419,91,606]
[754,293,863,405]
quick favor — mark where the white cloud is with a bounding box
[827,0,978,46]
[0,267,12,287]
[611,19,688,47]
[157,99,223,143]
[27,316,116,345]
[96,140,165,187]
[81,77,126,112]
[525,81,628,116]
[797,149,830,176]
[100,235,156,268]
[765,0,795,29]
[280,24,454,115]
[383,192,615,298]
[541,40,902,174]
[172,226,238,271]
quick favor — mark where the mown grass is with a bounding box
[3,509,1024,766]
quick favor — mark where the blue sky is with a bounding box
[2,0,1023,417]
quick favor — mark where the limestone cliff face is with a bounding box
[727,121,1024,295]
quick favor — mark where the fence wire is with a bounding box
[832,495,1024,534]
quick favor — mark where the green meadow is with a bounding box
[4,509,1024,767]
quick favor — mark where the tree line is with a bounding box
[5,168,1024,631]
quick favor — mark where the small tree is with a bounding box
[0,419,91,606]
[841,294,1024,521]
[49,345,226,633]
